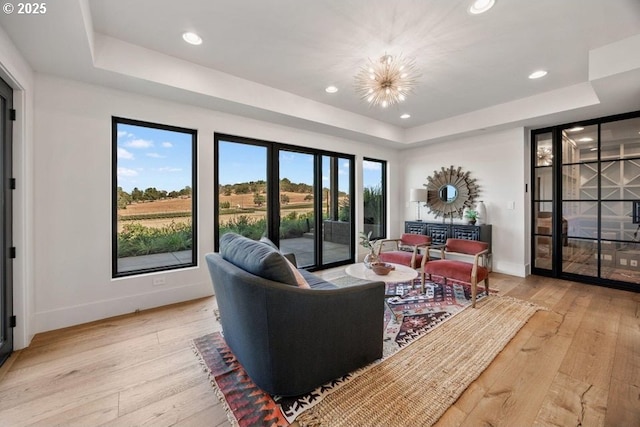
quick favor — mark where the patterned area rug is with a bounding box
[193,278,490,426]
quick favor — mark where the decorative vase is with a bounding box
[468,219,477,225]
[476,200,487,225]
[363,251,379,269]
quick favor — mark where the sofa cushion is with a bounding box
[220,233,298,286]
[445,239,488,255]
[299,269,339,290]
[379,251,423,267]
[424,259,489,283]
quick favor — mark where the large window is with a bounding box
[363,158,387,240]
[112,117,197,277]
[215,134,354,270]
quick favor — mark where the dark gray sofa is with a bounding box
[205,233,385,396]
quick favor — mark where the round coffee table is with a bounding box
[345,263,418,323]
[345,262,418,283]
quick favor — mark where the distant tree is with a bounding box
[339,195,350,222]
[131,187,143,202]
[304,194,313,201]
[280,193,290,204]
[234,183,251,194]
[280,178,293,192]
[117,187,131,209]
[143,187,162,201]
[253,192,266,207]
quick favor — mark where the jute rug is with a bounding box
[297,295,542,426]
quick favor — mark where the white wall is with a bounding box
[32,74,401,334]
[400,128,528,276]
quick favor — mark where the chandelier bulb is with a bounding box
[355,52,418,108]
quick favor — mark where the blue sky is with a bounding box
[218,141,383,190]
[116,132,383,194]
[116,123,192,193]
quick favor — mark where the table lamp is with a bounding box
[410,188,428,221]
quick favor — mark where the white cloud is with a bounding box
[117,131,134,140]
[162,142,173,148]
[126,139,154,149]
[157,167,182,173]
[117,167,138,177]
[117,147,134,160]
[342,161,350,169]
[363,161,382,171]
[146,152,165,158]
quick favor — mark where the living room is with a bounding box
[0,0,639,425]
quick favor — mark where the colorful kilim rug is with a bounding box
[193,278,488,426]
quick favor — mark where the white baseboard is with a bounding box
[492,261,527,278]
[33,281,213,335]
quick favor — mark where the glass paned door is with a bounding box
[532,131,554,272]
[216,140,268,241]
[533,112,640,291]
[321,156,352,266]
[279,150,315,267]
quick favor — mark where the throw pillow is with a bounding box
[220,233,298,286]
[259,236,279,250]
[284,257,311,289]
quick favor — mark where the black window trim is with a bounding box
[363,157,387,241]
[214,132,356,270]
[112,116,198,278]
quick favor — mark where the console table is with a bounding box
[405,221,492,269]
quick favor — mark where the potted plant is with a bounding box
[359,231,379,268]
[464,209,478,225]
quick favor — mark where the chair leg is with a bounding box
[484,277,489,298]
[471,279,477,308]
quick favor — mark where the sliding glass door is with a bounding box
[215,134,354,270]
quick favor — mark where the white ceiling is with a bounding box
[1,0,639,147]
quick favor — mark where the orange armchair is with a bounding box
[422,238,489,308]
[376,233,432,271]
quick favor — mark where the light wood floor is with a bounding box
[0,271,638,426]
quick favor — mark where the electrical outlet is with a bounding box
[631,260,638,267]
[152,276,166,286]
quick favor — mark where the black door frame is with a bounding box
[0,75,13,366]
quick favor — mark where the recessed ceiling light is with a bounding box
[578,137,594,142]
[400,114,411,119]
[325,86,338,93]
[529,70,548,79]
[468,0,495,14]
[182,32,202,45]
[568,126,584,132]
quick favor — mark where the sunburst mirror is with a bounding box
[424,165,479,219]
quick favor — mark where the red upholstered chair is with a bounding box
[377,233,432,276]
[422,238,489,308]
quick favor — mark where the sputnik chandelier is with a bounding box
[354,53,419,108]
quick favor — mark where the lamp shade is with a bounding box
[409,188,427,202]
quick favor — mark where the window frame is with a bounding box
[363,157,387,241]
[112,116,198,278]
[214,133,355,270]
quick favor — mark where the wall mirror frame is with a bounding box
[425,165,479,219]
